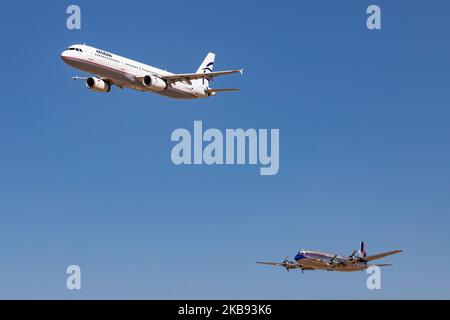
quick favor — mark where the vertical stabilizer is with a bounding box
[196,52,215,87]
[359,241,367,258]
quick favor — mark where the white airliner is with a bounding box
[257,242,402,273]
[60,44,243,99]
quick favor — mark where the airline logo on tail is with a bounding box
[196,52,216,87]
[203,62,214,73]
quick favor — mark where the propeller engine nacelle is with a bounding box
[142,75,167,92]
[282,256,296,272]
[86,77,110,93]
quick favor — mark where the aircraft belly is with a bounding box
[299,259,367,272]
[299,259,327,269]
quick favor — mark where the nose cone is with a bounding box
[60,50,69,62]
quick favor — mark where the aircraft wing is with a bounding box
[162,69,243,82]
[256,261,297,269]
[363,250,403,262]
[256,261,315,271]
[205,88,240,94]
[72,76,123,89]
[256,262,289,267]
[255,261,299,270]
[72,76,90,80]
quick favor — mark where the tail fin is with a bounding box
[359,241,367,258]
[196,52,215,87]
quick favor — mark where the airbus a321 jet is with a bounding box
[60,44,242,99]
[256,242,402,273]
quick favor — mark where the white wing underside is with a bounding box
[162,69,243,82]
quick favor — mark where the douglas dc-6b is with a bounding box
[257,242,402,273]
[61,44,242,99]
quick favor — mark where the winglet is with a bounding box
[240,69,244,75]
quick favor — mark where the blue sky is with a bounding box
[0,0,449,299]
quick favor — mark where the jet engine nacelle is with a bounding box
[86,77,110,92]
[142,75,167,92]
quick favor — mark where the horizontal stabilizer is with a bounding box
[373,264,393,267]
[205,88,240,93]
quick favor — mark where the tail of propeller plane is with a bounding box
[359,241,367,258]
[256,242,402,273]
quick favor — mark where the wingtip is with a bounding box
[240,69,244,75]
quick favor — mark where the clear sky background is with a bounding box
[0,1,449,299]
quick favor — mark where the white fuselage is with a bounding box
[61,44,208,99]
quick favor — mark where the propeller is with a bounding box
[348,250,359,263]
[281,255,292,272]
